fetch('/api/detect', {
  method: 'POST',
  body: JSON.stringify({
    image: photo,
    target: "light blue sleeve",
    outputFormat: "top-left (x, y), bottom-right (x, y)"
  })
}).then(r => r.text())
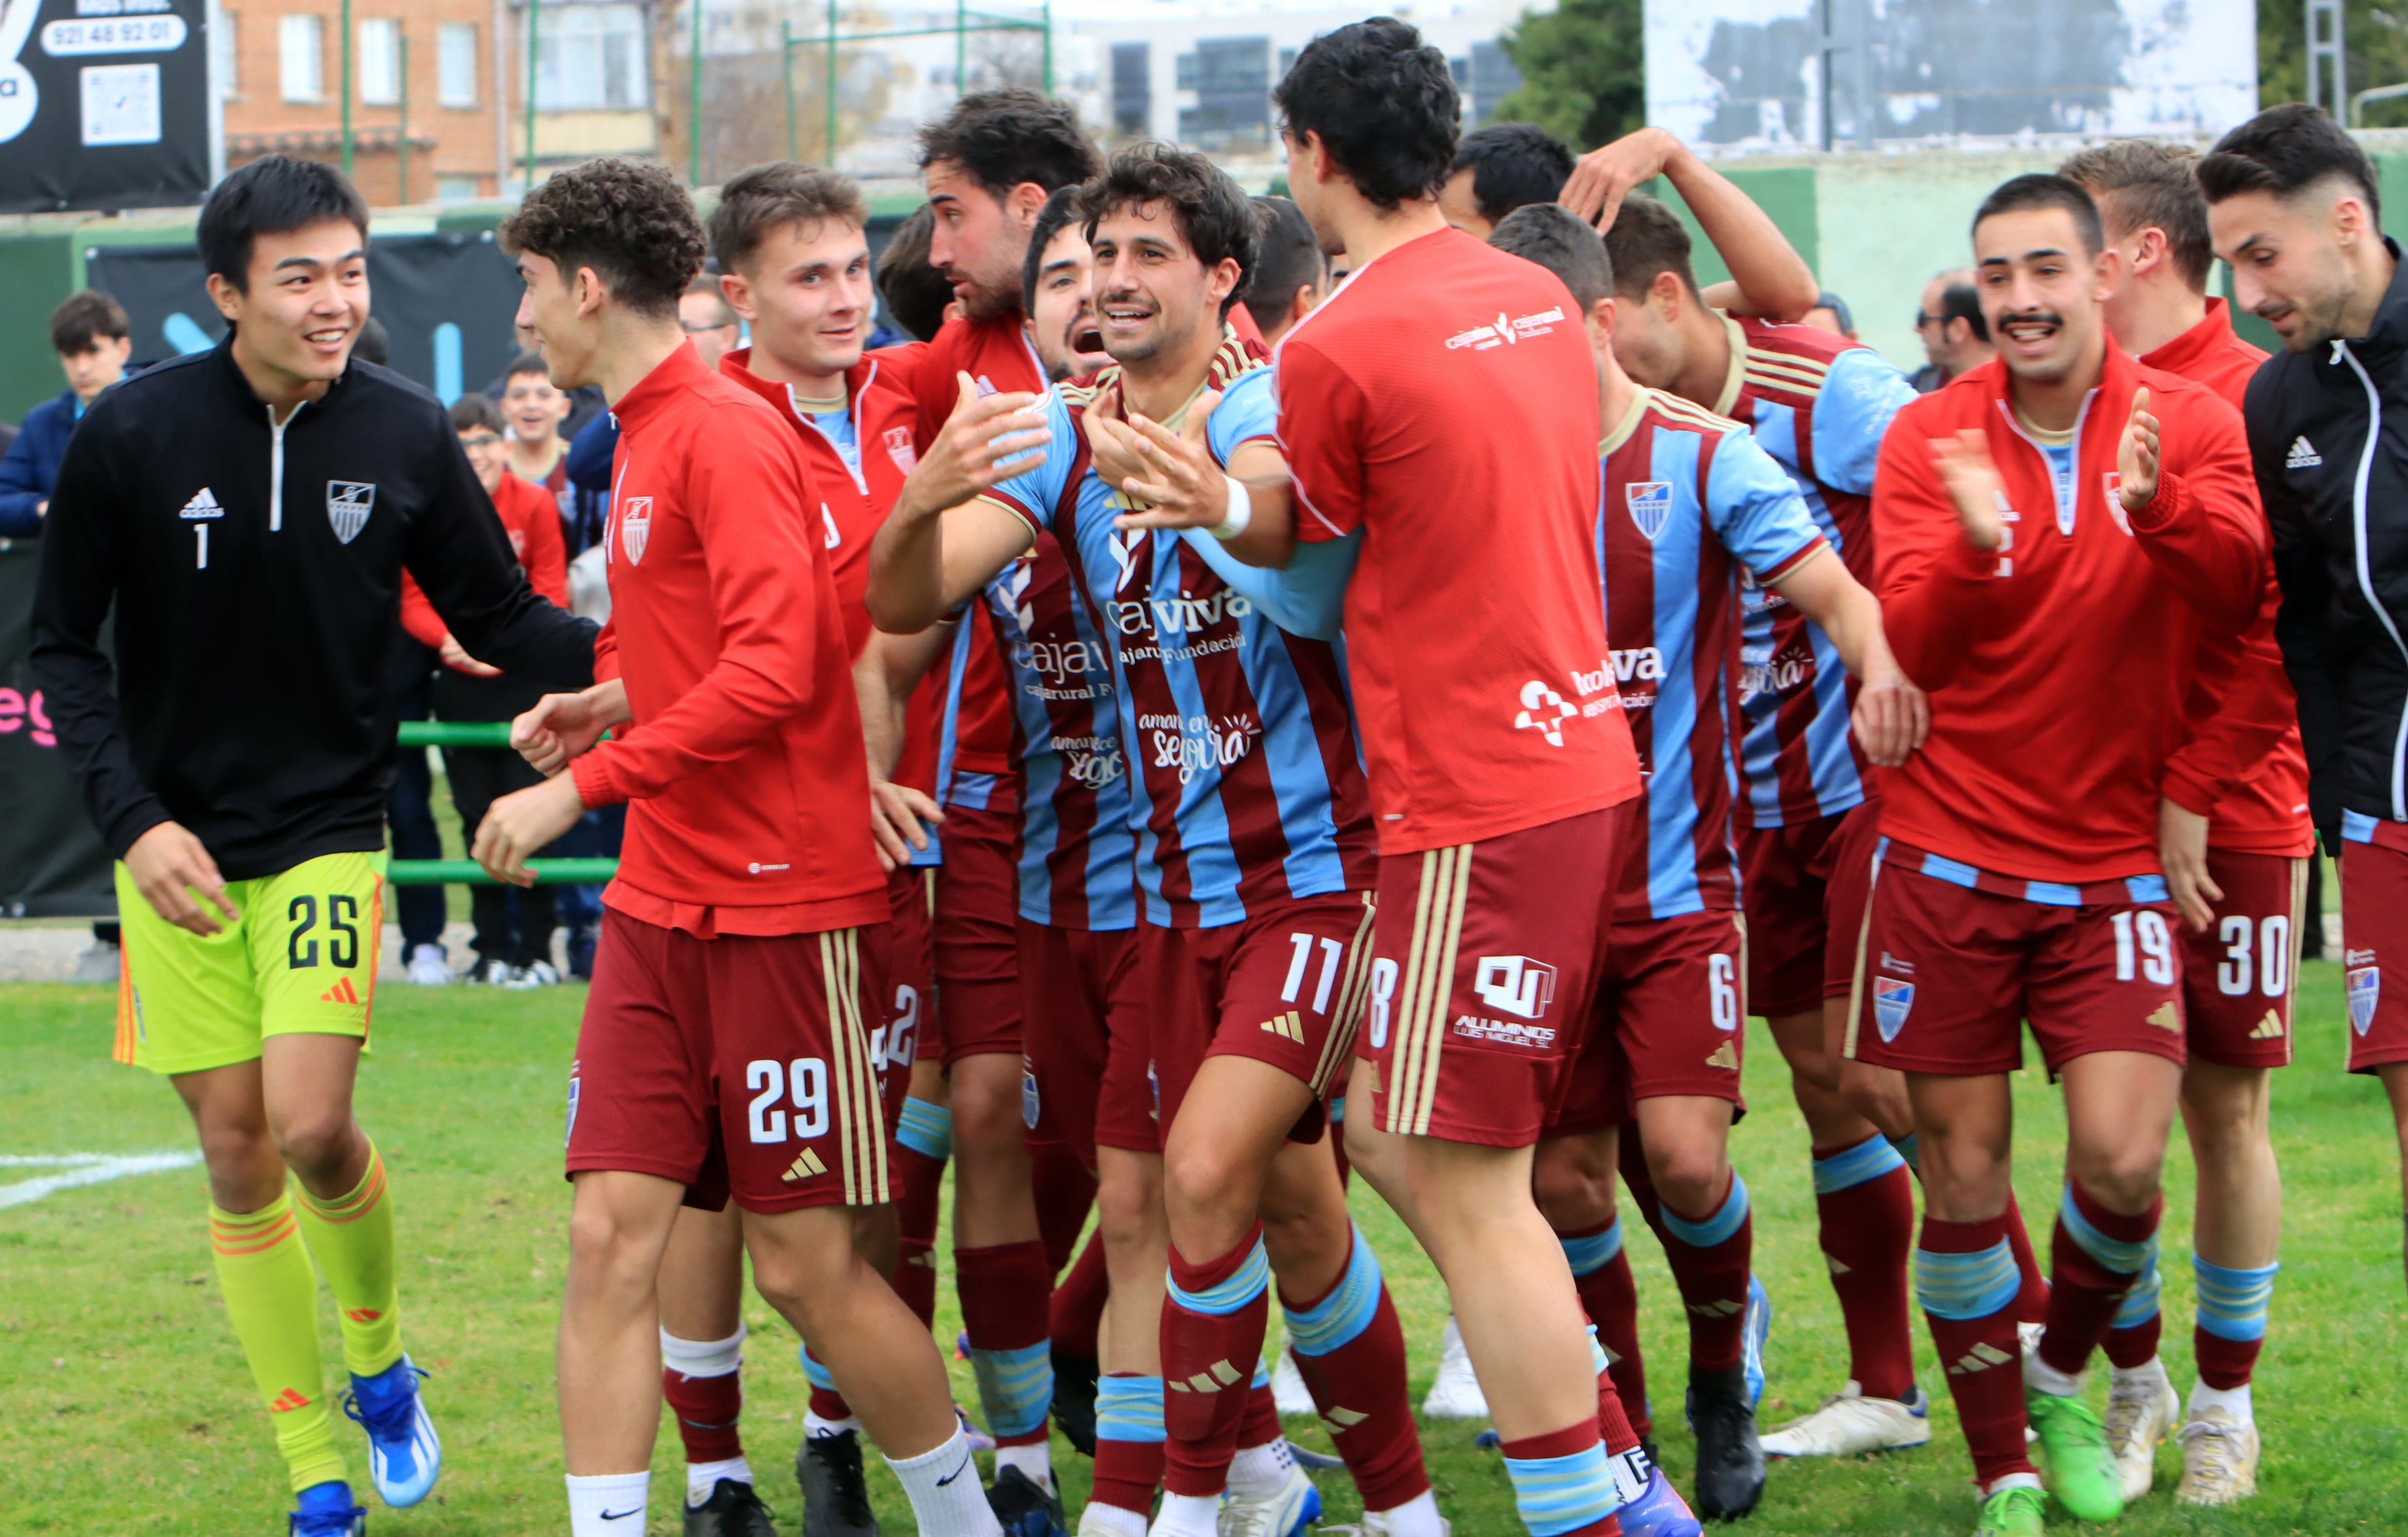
top-left (1707, 430), bottom-right (1828, 580)
top-left (983, 387), bottom-right (1076, 530)
top-left (1809, 347), bottom-right (1919, 496)
top-left (1204, 367), bottom-right (1281, 463)
top-left (1179, 525), bottom-right (1361, 642)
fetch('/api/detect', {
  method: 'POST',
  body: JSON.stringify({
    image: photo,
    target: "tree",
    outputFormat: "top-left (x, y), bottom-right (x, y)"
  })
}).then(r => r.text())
top-left (1491, 0), bottom-right (1645, 151)
top-left (2258, 0), bottom-right (2408, 125)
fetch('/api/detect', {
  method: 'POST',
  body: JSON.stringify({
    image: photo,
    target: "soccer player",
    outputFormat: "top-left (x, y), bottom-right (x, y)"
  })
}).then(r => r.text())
top-left (31, 155), bottom-right (588, 1537)
top-left (1026, 188), bottom-right (1112, 383)
top-left (2063, 137), bottom-right (2304, 1506)
top-left (468, 157), bottom-right (1002, 1537)
top-left (1493, 201), bottom-right (1918, 1521)
top-left (1439, 122), bottom-right (1576, 238)
top-left (1238, 196), bottom-right (1327, 351)
top-left (869, 140), bottom-right (1436, 1537)
top-left (914, 90), bottom-right (1109, 1445)
top-left (1857, 173), bottom-right (2267, 1537)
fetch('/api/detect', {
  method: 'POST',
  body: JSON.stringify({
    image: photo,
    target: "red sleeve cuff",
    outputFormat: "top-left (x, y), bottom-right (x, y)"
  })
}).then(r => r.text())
top-left (571, 751), bottom-right (625, 809)
top-left (2160, 757), bottom-right (2224, 821)
top-left (2121, 468), bottom-right (2187, 534)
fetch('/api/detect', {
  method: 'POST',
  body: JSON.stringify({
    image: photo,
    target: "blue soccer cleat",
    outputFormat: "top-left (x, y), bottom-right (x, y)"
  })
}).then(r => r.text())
top-left (1741, 1273), bottom-right (1771, 1409)
top-left (290, 1480), bottom-right (366, 1537)
top-left (342, 1355), bottom-right (442, 1508)
top-left (1616, 1461), bottom-right (1704, 1537)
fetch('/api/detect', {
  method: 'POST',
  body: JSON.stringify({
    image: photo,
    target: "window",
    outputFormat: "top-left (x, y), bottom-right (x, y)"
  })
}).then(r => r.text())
top-left (1174, 36), bottom-right (1270, 150)
top-left (213, 11), bottom-right (239, 97)
top-left (534, 3), bottom-right (648, 111)
top-left (438, 22), bottom-right (478, 107)
top-left (436, 174), bottom-right (483, 202)
top-left (1111, 42), bottom-right (1148, 137)
top-left (279, 12), bottom-right (324, 102)
top-left (358, 18), bottom-right (398, 106)
top-left (1469, 41), bottom-right (1522, 127)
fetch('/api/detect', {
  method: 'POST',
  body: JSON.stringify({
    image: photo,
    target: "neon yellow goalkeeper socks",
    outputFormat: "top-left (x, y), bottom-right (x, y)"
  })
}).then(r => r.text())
top-left (209, 1193), bottom-right (348, 1494)
top-left (294, 1141), bottom-right (402, 1378)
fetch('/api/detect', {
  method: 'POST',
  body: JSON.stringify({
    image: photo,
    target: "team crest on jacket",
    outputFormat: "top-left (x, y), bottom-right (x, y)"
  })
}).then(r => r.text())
top-left (1626, 481), bottom-right (1673, 542)
top-left (620, 496), bottom-right (652, 565)
top-left (326, 482), bottom-right (375, 544)
top-left (884, 426), bottom-right (918, 475)
top-left (1874, 975), bottom-right (1914, 1042)
top-left (2350, 965), bottom-right (2381, 1035)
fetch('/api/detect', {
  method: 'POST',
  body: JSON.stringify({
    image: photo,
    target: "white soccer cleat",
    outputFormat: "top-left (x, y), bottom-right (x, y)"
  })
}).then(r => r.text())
top-left (1759, 1381), bottom-right (1932, 1458)
top-left (404, 944), bottom-right (450, 986)
top-left (2103, 1359), bottom-right (2180, 1502)
top-left (2174, 1406), bottom-right (2260, 1506)
top-left (1216, 1461), bottom-right (1321, 1537)
top-left (1271, 1345), bottom-right (1316, 1416)
top-left (1419, 1315), bottom-right (1490, 1421)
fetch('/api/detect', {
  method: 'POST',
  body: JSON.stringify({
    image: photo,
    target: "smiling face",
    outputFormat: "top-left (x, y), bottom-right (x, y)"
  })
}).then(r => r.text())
top-left (458, 426), bottom-right (508, 494)
top-left (512, 249), bottom-right (601, 390)
top-left (503, 368), bottom-right (570, 444)
top-left (723, 216), bottom-right (873, 384)
top-left (1087, 200), bottom-right (1238, 368)
top-left (1972, 205), bottom-right (2110, 387)
top-left (207, 218), bottom-right (369, 399)
top-left (2210, 183), bottom-right (2369, 354)
top-left (1026, 220), bottom-right (1106, 383)
top-left (925, 158), bottom-right (1036, 323)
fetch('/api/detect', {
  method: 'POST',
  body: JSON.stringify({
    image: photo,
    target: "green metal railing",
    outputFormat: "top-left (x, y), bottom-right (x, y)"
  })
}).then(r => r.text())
top-left (392, 721), bottom-right (616, 886)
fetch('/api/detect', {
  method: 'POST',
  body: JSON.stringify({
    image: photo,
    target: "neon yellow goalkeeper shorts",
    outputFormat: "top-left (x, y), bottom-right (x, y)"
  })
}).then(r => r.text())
top-left (114, 849), bottom-right (385, 1075)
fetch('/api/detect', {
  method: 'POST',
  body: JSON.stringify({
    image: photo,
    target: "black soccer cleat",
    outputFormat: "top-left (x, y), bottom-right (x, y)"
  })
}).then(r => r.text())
top-left (1050, 1349), bottom-right (1100, 1456)
top-left (986, 1466), bottom-right (1069, 1537)
top-left (1688, 1362), bottom-right (1766, 1521)
top-left (796, 1428), bottom-right (881, 1537)
top-left (685, 1476), bottom-right (781, 1537)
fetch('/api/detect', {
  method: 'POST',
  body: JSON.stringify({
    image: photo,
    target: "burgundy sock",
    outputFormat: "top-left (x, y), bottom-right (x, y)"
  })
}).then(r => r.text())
top-left (1239, 1378), bottom-right (1282, 1447)
top-left (894, 1139), bottom-right (947, 1330)
top-left (808, 1383), bottom-right (853, 1423)
top-left (1565, 1227), bottom-right (1651, 1443)
top-left (1028, 1137), bottom-right (1098, 1275)
top-left (2194, 1326), bottom-right (2261, 1390)
top-left (1161, 1226), bottom-right (1271, 1496)
top-left (1658, 1175), bottom-right (1753, 1372)
top-left (1499, 1422), bottom-right (1623, 1537)
top-left (2040, 1184), bottom-right (2161, 1379)
top-left (1813, 1145), bottom-right (1917, 1402)
top-left (893, 1239), bottom-right (938, 1331)
top-left (663, 1365), bottom-right (744, 1463)
top-left (2103, 1310), bottom-right (2163, 1370)
top-left (2004, 1192), bottom-right (2051, 1324)
top-left (959, 1240), bottom-right (1054, 1448)
top-left (1050, 1230), bottom-right (1110, 1360)
top-left (1919, 1213), bottom-right (2036, 1489)
top-left (1092, 1424), bottom-right (1166, 1514)
top-left (1280, 1256), bottom-right (1428, 1509)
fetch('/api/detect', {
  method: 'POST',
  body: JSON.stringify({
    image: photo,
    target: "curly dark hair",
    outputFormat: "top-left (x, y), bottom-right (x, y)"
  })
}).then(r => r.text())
top-left (917, 88), bottom-right (1101, 199)
top-left (1071, 143), bottom-right (1256, 317)
top-left (1452, 123), bottom-right (1575, 227)
top-left (500, 158), bottom-right (705, 321)
top-left (710, 162), bottom-right (867, 277)
top-left (1272, 18), bottom-right (1459, 212)
top-left (875, 203), bottom-right (954, 343)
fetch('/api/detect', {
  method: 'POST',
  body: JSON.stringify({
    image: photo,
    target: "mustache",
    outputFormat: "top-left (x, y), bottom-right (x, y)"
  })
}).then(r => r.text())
top-left (1995, 307), bottom-right (2065, 331)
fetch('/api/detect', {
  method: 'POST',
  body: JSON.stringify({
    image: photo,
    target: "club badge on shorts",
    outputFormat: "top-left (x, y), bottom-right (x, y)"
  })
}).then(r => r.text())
top-left (326, 481), bottom-right (376, 544)
top-left (2349, 965), bottom-right (2381, 1036)
top-left (1874, 975), bottom-right (1915, 1043)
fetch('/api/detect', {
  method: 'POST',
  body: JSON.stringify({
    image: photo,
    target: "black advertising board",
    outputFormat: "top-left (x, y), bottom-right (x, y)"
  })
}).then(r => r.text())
top-left (0, 0), bottom-right (213, 215)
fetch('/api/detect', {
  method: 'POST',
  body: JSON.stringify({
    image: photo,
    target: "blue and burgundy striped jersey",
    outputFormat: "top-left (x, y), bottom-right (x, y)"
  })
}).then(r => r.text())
top-left (982, 345), bottom-right (1376, 929)
top-left (981, 531), bottom-right (1139, 931)
top-left (1711, 317), bottom-right (1917, 828)
top-left (1599, 388), bottom-right (1828, 919)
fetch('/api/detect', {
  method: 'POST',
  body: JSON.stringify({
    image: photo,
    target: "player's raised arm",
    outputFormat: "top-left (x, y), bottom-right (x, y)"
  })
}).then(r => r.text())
top-left (2116, 385), bottom-right (2273, 636)
top-left (866, 370), bottom-right (1046, 633)
top-left (1871, 417), bottom-right (2017, 691)
top-left (1561, 127), bottom-right (1820, 322)
top-left (1087, 384), bottom-right (1298, 566)
top-left (406, 417), bottom-right (597, 679)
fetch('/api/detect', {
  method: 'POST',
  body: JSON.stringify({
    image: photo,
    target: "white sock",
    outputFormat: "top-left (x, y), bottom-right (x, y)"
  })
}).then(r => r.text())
top-left (1147, 1491), bottom-right (1222, 1537)
top-left (1984, 1471), bottom-right (2044, 1497)
top-left (566, 1471), bottom-right (649, 1537)
top-left (807, 1409), bottom-right (863, 1439)
top-left (2189, 1379), bottom-right (2253, 1423)
top-left (993, 1440), bottom-right (1053, 1491)
top-left (1225, 1437), bottom-right (1292, 1494)
top-left (660, 1323), bottom-right (746, 1378)
top-left (2023, 1351), bottom-right (2084, 1398)
top-left (2108, 1355), bottom-right (2168, 1388)
top-left (1371, 1489), bottom-right (1446, 1537)
top-left (1081, 1502), bottom-right (1149, 1537)
top-left (686, 1455), bottom-right (751, 1507)
top-left (886, 1427), bottom-right (1002, 1537)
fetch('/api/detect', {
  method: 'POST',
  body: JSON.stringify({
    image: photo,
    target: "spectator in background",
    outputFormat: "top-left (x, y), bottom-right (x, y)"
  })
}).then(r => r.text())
top-left (1910, 267), bottom-right (1993, 390)
top-left (1242, 193), bottom-right (1331, 347)
top-left (499, 351), bottom-right (573, 508)
top-left (1439, 121), bottom-right (1575, 237)
top-left (1, 290), bottom-right (133, 538)
top-left (488, 321), bottom-right (606, 438)
top-left (875, 202), bottom-right (956, 343)
top-left (678, 270), bottom-right (741, 366)
top-left (402, 395), bottom-right (583, 985)
top-left (1802, 288), bottom-right (1857, 339)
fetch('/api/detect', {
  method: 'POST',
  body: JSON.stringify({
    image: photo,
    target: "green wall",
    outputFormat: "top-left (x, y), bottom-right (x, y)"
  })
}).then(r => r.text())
top-left (0, 235), bottom-right (75, 426)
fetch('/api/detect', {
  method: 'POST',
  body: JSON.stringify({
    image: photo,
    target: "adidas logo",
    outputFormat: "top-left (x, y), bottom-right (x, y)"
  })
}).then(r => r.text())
top-left (1261, 1011), bottom-right (1306, 1043)
top-left (1322, 1406), bottom-right (1369, 1430)
top-left (1688, 1298), bottom-right (1746, 1317)
top-left (318, 976), bottom-right (360, 1005)
top-left (1705, 1040), bottom-right (1738, 1070)
top-left (2250, 1009), bottom-right (2285, 1040)
top-left (1826, 1254), bottom-right (1853, 1275)
top-left (1947, 1342), bottom-right (2017, 1377)
top-left (1166, 1359), bottom-right (1244, 1394)
top-left (269, 1388), bottom-right (312, 1412)
top-left (179, 487), bottom-right (224, 520)
top-left (780, 1148), bottom-right (828, 1183)
top-left (2286, 435), bottom-right (2322, 468)
top-left (2146, 1001), bottom-right (2181, 1033)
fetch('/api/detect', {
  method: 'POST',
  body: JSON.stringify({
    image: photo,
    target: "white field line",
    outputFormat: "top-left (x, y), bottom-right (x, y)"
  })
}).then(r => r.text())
top-left (0, 1151), bottom-right (203, 1209)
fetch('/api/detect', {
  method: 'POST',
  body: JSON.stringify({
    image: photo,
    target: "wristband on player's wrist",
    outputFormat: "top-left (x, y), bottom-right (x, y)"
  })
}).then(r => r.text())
top-left (1211, 475), bottom-right (1253, 540)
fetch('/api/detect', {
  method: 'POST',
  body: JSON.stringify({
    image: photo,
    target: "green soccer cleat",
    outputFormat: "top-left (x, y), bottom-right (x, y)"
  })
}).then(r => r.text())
top-left (1973, 1485), bottom-right (2048, 1537)
top-left (2027, 1389), bottom-right (2125, 1522)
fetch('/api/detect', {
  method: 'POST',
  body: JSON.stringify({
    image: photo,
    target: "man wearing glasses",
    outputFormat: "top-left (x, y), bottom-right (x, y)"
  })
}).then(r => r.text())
top-left (1910, 269), bottom-right (1995, 392)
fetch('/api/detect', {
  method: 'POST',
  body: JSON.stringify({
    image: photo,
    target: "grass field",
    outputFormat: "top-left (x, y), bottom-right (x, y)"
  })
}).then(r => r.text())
top-left (3, 963), bottom-right (2403, 1536)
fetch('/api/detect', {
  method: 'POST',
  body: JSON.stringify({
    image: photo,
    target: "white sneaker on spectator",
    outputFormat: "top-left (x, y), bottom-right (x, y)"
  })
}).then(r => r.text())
top-left (404, 944), bottom-right (451, 986)
top-left (508, 959), bottom-right (561, 989)
top-left (466, 957), bottom-right (519, 986)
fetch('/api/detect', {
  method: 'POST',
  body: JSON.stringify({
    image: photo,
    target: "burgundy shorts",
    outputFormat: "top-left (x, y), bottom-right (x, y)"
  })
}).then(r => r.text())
top-left (933, 804), bottom-right (1023, 1065)
top-left (1138, 891), bottom-right (1378, 1144)
top-left (569, 906), bottom-right (891, 1213)
top-left (1018, 918), bottom-right (1151, 1165)
top-left (877, 866), bottom-right (937, 1130)
top-left (1740, 799), bottom-right (1883, 1018)
top-left (1360, 805), bottom-right (1625, 1149)
top-left (2180, 850), bottom-right (2307, 1070)
top-left (1844, 854), bottom-right (2186, 1077)
top-left (1548, 908), bottom-right (1751, 1135)
top-left (2343, 833), bottom-right (2408, 1073)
